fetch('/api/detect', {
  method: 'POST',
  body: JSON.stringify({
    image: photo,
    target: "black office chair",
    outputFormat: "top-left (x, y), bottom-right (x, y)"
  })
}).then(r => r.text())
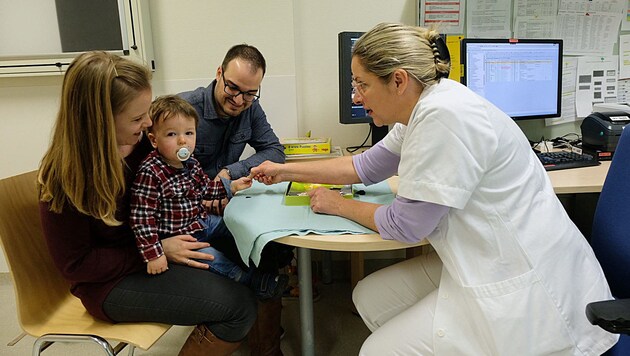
top-left (585, 127), bottom-right (630, 355)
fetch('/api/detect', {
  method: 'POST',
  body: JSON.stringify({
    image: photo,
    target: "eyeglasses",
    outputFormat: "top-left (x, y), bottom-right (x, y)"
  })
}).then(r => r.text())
top-left (351, 78), bottom-right (367, 97)
top-left (221, 71), bottom-right (261, 102)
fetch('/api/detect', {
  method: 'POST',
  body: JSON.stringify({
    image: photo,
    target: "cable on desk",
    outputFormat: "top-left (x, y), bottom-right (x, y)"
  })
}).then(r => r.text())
top-left (531, 133), bottom-right (581, 153)
top-left (551, 133), bottom-right (581, 148)
top-left (346, 126), bottom-right (372, 153)
top-left (531, 136), bottom-right (551, 153)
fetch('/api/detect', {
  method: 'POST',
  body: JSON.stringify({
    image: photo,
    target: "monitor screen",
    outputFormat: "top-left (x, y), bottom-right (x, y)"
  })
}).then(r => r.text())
top-left (461, 38), bottom-right (563, 120)
top-left (338, 31), bottom-right (389, 145)
top-left (338, 31), bottom-right (370, 124)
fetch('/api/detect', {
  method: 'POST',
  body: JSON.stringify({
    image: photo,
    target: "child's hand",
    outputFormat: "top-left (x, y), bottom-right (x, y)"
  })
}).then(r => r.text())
top-left (231, 175), bottom-right (253, 193)
top-left (147, 255), bottom-right (168, 275)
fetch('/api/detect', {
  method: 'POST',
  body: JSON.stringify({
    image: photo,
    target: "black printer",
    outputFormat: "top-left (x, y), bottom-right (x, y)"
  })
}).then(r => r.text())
top-left (581, 111), bottom-right (630, 160)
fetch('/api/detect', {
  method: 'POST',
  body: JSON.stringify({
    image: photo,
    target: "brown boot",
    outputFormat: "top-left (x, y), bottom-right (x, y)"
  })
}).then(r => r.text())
top-left (178, 324), bottom-right (241, 356)
top-left (248, 297), bottom-right (283, 356)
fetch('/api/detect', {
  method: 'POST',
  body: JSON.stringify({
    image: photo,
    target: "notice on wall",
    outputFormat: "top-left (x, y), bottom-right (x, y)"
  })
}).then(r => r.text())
top-left (466, 0), bottom-right (512, 38)
top-left (419, 0), bottom-right (465, 34)
top-left (546, 57), bottom-right (578, 126)
top-left (575, 55), bottom-right (618, 118)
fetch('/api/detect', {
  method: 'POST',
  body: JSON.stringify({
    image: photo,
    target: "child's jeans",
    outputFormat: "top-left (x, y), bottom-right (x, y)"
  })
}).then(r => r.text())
top-left (191, 215), bottom-right (287, 299)
top-left (196, 214), bottom-right (224, 241)
top-left (192, 215), bottom-right (251, 283)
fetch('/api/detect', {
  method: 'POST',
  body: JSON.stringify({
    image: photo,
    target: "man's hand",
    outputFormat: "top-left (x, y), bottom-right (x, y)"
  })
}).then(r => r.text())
top-left (207, 169), bottom-right (233, 215)
top-left (161, 234), bottom-right (215, 269)
top-left (216, 168), bottom-right (231, 180)
top-left (202, 197), bottom-right (229, 215)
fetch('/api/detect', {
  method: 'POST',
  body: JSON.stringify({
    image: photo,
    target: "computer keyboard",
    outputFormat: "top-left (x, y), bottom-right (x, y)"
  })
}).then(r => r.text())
top-left (536, 151), bottom-right (600, 171)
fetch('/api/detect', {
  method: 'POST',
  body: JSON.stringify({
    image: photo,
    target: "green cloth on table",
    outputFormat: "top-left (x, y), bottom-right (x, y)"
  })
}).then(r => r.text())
top-left (223, 180), bottom-right (394, 266)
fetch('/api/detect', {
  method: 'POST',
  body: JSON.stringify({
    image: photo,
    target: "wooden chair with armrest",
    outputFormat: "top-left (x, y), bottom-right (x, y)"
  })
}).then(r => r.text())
top-left (0, 170), bottom-right (171, 356)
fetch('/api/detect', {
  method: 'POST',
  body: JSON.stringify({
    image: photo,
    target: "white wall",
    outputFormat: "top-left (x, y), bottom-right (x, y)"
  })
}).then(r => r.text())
top-left (292, 0), bottom-right (417, 146)
top-left (147, 0), bottom-right (299, 146)
top-left (0, 0), bottom-right (581, 272)
top-left (0, 76), bottom-right (61, 179)
top-left (0, 0), bottom-right (62, 56)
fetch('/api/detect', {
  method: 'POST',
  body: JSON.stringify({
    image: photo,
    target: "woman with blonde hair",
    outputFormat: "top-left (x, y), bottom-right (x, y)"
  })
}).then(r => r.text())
top-left (38, 51), bottom-right (256, 355)
top-left (252, 23), bottom-right (617, 355)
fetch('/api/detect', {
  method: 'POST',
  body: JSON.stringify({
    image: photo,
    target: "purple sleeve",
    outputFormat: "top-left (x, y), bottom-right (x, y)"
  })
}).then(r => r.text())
top-left (374, 196), bottom-right (449, 243)
top-left (352, 141), bottom-right (400, 185)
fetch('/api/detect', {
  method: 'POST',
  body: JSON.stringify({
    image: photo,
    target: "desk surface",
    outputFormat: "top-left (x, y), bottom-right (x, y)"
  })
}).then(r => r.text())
top-left (276, 233), bottom-right (426, 251)
top-left (548, 161), bottom-right (610, 194)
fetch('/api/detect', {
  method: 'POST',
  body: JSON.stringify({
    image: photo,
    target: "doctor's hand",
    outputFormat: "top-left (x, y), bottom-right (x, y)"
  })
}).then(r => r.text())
top-left (307, 187), bottom-right (346, 216)
top-left (161, 234), bottom-right (214, 270)
top-left (251, 161), bottom-right (285, 185)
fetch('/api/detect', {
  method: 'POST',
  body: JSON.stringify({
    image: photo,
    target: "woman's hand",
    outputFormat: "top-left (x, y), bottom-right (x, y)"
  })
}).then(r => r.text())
top-left (307, 187), bottom-right (346, 215)
top-left (161, 234), bottom-right (214, 270)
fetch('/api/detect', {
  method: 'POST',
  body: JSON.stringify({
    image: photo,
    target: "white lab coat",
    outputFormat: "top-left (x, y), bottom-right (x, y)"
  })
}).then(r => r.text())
top-left (381, 79), bottom-right (618, 355)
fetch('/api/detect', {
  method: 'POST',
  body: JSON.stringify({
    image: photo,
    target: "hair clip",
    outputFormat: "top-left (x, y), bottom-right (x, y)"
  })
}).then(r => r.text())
top-left (110, 58), bottom-right (119, 77)
top-left (434, 36), bottom-right (450, 62)
top-left (433, 36), bottom-right (451, 79)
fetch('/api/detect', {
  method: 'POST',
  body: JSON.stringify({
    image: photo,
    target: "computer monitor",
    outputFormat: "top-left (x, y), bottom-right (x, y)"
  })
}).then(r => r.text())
top-left (461, 38), bottom-right (563, 120)
top-left (338, 31), bottom-right (388, 145)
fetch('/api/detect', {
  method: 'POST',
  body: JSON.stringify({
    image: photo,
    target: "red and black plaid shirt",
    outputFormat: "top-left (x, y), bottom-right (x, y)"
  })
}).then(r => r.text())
top-left (130, 151), bottom-right (227, 262)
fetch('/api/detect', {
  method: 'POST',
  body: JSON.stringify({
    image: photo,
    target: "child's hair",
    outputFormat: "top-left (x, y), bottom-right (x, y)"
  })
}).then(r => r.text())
top-left (148, 95), bottom-right (199, 132)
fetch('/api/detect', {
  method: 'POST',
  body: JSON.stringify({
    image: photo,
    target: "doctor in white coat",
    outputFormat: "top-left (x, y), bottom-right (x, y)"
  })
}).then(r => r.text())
top-left (251, 23), bottom-right (618, 355)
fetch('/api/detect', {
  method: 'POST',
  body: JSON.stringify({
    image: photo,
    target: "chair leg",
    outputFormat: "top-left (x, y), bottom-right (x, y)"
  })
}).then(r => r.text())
top-left (32, 334), bottom-right (116, 356)
top-left (113, 342), bottom-right (135, 356)
top-left (7, 332), bottom-right (27, 346)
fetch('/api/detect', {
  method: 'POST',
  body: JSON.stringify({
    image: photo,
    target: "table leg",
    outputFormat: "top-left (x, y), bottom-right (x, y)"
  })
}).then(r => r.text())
top-left (321, 250), bottom-right (332, 284)
top-left (297, 247), bottom-right (315, 356)
top-left (350, 251), bottom-right (365, 289)
top-left (406, 246), bottom-right (423, 259)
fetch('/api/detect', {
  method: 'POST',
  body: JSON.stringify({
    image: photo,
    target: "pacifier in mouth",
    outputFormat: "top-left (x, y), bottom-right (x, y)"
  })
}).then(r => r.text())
top-left (176, 147), bottom-right (191, 161)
